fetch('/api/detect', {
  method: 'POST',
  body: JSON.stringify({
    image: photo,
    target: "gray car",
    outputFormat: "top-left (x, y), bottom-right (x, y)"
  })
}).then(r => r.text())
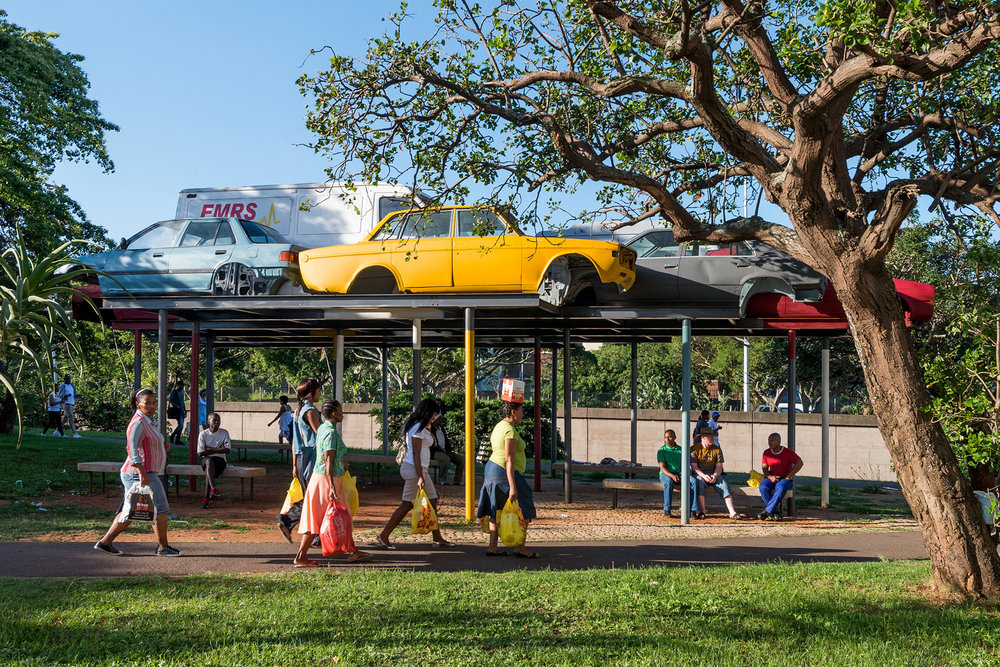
top-left (593, 229), bottom-right (826, 315)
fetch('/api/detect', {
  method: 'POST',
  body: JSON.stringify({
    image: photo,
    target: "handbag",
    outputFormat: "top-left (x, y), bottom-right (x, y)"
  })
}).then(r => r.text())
top-left (395, 440), bottom-right (408, 465)
top-left (476, 441), bottom-right (492, 466)
top-left (120, 482), bottom-right (156, 522)
top-left (166, 406), bottom-right (180, 419)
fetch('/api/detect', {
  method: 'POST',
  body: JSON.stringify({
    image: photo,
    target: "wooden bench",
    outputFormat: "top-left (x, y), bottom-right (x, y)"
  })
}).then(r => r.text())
top-left (231, 442), bottom-right (292, 463)
top-left (77, 462), bottom-right (266, 500)
top-left (602, 478), bottom-right (792, 509)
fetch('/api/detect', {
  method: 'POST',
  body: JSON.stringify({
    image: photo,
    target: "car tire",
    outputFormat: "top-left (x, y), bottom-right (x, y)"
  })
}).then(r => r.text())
top-left (213, 263), bottom-right (257, 296)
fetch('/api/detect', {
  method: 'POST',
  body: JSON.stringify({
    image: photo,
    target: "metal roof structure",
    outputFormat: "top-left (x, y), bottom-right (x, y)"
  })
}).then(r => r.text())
top-left (96, 293), bottom-right (845, 348)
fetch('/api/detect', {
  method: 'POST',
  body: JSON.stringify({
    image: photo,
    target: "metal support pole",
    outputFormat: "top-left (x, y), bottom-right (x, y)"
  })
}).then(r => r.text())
top-left (550, 345), bottom-right (558, 474)
top-left (464, 309), bottom-right (475, 521)
top-left (630, 341), bottom-right (638, 464)
top-left (787, 329), bottom-right (797, 516)
top-left (563, 328), bottom-right (573, 504)
top-left (743, 336), bottom-right (750, 411)
top-left (334, 332), bottom-right (344, 435)
top-left (188, 322), bottom-right (200, 490)
top-left (680, 319), bottom-right (692, 525)
top-left (205, 337), bottom-right (215, 416)
top-left (157, 310), bottom-right (168, 437)
top-left (533, 337), bottom-right (542, 492)
top-left (412, 319), bottom-right (422, 408)
top-left (381, 345), bottom-right (390, 455)
top-left (133, 331), bottom-right (142, 394)
top-left (821, 338), bottom-right (831, 507)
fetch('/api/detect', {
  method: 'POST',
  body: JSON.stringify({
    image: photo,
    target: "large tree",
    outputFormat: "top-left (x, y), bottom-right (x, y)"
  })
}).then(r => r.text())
top-left (0, 10), bottom-right (116, 254)
top-left (300, 1), bottom-right (1000, 597)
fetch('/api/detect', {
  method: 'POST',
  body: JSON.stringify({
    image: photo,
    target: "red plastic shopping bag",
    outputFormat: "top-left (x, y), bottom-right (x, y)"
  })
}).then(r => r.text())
top-left (320, 500), bottom-right (356, 556)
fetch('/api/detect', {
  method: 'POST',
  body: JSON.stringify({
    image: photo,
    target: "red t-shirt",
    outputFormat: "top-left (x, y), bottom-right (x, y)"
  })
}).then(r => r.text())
top-left (761, 447), bottom-right (801, 478)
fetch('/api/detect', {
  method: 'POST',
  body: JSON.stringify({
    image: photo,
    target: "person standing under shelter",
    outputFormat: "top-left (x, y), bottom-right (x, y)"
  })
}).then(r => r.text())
top-left (758, 432), bottom-right (802, 521)
top-left (691, 427), bottom-right (745, 520)
top-left (657, 428), bottom-right (695, 518)
top-left (168, 380), bottom-right (187, 446)
top-left (197, 413), bottom-right (231, 509)
top-left (708, 410), bottom-right (723, 447)
top-left (429, 404), bottom-right (463, 486)
top-left (42, 385), bottom-right (64, 437)
top-left (693, 409), bottom-right (711, 446)
top-left (58, 374), bottom-right (81, 438)
top-left (268, 395), bottom-right (294, 445)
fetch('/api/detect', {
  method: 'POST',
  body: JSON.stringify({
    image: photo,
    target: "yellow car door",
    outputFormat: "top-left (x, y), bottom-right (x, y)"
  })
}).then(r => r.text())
top-left (451, 209), bottom-right (521, 291)
top-left (388, 209), bottom-right (454, 290)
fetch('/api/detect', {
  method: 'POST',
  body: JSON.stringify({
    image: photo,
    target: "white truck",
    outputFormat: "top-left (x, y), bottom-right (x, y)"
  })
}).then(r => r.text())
top-left (175, 182), bottom-right (417, 249)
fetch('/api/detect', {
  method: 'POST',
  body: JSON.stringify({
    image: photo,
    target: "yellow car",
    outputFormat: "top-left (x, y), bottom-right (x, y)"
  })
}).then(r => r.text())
top-left (299, 206), bottom-right (636, 305)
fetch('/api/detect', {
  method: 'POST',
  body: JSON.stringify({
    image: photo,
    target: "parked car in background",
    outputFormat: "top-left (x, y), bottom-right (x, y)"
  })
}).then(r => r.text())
top-left (593, 228), bottom-right (827, 315)
top-left (299, 206), bottom-right (637, 306)
top-left (67, 218), bottom-right (304, 296)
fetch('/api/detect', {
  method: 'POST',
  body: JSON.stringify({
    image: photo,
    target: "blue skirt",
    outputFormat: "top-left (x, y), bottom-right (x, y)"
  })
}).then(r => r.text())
top-left (476, 460), bottom-right (536, 521)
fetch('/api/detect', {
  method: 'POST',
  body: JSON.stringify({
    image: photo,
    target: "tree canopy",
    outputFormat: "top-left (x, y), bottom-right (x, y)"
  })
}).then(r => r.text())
top-left (0, 11), bottom-right (117, 254)
top-left (300, 0), bottom-right (1000, 597)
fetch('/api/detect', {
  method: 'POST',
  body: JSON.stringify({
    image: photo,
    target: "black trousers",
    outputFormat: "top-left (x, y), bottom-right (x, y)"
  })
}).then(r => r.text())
top-left (42, 412), bottom-right (63, 435)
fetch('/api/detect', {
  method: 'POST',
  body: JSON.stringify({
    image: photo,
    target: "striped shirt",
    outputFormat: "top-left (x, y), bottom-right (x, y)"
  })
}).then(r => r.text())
top-left (120, 410), bottom-right (167, 476)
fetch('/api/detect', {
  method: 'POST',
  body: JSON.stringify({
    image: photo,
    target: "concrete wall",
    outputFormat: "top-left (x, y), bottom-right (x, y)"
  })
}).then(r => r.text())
top-left (214, 402), bottom-right (893, 482)
top-left (557, 408), bottom-right (892, 482)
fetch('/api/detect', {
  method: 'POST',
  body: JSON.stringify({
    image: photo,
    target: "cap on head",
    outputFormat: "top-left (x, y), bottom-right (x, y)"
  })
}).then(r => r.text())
top-left (711, 411), bottom-right (720, 418)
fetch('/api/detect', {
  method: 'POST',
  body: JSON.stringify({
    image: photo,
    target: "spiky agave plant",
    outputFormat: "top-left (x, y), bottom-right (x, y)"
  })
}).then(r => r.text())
top-left (0, 235), bottom-right (100, 446)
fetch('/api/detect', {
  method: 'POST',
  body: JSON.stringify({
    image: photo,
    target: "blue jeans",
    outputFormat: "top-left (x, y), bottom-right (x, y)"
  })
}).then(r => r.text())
top-left (660, 472), bottom-right (698, 514)
top-left (760, 477), bottom-right (793, 514)
top-left (695, 475), bottom-right (732, 499)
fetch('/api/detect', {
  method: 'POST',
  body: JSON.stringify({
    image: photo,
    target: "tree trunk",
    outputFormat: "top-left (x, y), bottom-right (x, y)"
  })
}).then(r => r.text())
top-left (832, 264), bottom-right (1000, 598)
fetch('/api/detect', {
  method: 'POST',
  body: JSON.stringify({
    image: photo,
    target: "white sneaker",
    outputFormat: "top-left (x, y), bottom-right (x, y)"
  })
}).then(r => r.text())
top-left (40, 433), bottom-right (47, 437)
top-left (72, 434), bottom-right (82, 438)
top-left (51, 432), bottom-right (62, 438)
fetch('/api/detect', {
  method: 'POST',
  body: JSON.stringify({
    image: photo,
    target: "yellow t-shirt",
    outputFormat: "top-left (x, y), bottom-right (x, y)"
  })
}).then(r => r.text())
top-left (488, 420), bottom-right (526, 473)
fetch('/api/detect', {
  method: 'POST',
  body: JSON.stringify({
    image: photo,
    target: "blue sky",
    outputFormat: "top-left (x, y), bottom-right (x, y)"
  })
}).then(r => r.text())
top-left (5, 1), bottom-right (431, 243)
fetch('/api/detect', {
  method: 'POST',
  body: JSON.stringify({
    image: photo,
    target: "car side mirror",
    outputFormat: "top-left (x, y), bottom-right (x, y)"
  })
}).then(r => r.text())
top-left (118, 237), bottom-right (128, 250)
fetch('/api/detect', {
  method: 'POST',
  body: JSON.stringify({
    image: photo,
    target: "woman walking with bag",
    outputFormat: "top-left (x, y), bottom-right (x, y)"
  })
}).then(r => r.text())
top-left (94, 388), bottom-right (183, 557)
top-left (477, 399), bottom-right (538, 558)
top-left (293, 399), bottom-right (370, 566)
top-left (374, 398), bottom-right (456, 550)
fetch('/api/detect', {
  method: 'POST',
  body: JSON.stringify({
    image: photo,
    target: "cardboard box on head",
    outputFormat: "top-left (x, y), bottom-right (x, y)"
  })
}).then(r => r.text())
top-left (501, 378), bottom-right (525, 403)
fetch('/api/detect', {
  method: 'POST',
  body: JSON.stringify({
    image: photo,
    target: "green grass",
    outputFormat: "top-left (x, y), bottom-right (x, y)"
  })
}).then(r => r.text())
top-left (0, 561), bottom-right (997, 666)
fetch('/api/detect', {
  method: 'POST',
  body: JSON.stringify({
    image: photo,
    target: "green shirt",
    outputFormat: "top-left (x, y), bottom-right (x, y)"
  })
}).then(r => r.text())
top-left (314, 421), bottom-right (346, 477)
top-left (656, 443), bottom-right (683, 474)
top-left (488, 419), bottom-right (526, 473)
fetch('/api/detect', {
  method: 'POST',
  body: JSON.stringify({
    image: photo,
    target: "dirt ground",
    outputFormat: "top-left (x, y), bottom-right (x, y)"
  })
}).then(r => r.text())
top-left (46, 464), bottom-right (916, 546)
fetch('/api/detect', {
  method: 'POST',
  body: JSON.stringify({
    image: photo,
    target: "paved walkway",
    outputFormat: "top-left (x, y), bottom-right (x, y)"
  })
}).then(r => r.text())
top-left (0, 531), bottom-right (926, 578)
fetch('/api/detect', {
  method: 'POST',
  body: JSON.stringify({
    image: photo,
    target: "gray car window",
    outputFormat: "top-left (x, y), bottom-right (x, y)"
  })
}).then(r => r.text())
top-left (629, 231), bottom-right (679, 258)
top-left (215, 221), bottom-right (236, 245)
top-left (127, 220), bottom-right (186, 250)
top-left (179, 220), bottom-right (222, 247)
top-left (239, 219), bottom-right (287, 243)
top-left (456, 209), bottom-right (506, 237)
top-left (394, 210), bottom-right (453, 239)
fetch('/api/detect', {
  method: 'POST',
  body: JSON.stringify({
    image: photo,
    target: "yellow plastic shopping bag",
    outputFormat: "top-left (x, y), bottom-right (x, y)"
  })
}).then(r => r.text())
top-left (279, 477), bottom-right (304, 514)
top-left (499, 498), bottom-right (526, 547)
top-left (747, 469), bottom-right (765, 489)
top-left (480, 515), bottom-right (491, 533)
top-left (344, 471), bottom-right (360, 517)
top-left (411, 488), bottom-right (439, 535)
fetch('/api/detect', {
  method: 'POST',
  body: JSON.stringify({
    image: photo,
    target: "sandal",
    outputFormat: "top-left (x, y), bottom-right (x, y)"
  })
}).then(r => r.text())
top-left (431, 540), bottom-right (457, 548)
top-left (348, 551), bottom-right (371, 562)
top-left (293, 560), bottom-right (320, 568)
top-left (730, 513), bottom-right (747, 521)
top-left (485, 550), bottom-right (509, 557)
top-left (515, 551), bottom-right (540, 559)
top-left (372, 536), bottom-right (397, 550)
top-left (694, 511), bottom-right (706, 520)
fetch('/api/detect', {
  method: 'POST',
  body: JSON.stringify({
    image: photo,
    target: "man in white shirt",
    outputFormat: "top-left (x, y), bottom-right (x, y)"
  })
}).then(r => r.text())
top-left (58, 374), bottom-right (81, 438)
top-left (708, 410), bottom-right (722, 448)
top-left (197, 413), bottom-right (231, 509)
top-left (42, 386), bottom-right (64, 437)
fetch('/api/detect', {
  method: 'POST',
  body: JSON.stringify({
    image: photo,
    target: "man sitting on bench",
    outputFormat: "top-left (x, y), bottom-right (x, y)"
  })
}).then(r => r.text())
top-left (758, 432), bottom-right (802, 521)
top-left (198, 413), bottom-right (231, 509)
top-left (691, 427), bottom-right (746, 521)
top-left (657, 428), bottom-right (696, 518)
